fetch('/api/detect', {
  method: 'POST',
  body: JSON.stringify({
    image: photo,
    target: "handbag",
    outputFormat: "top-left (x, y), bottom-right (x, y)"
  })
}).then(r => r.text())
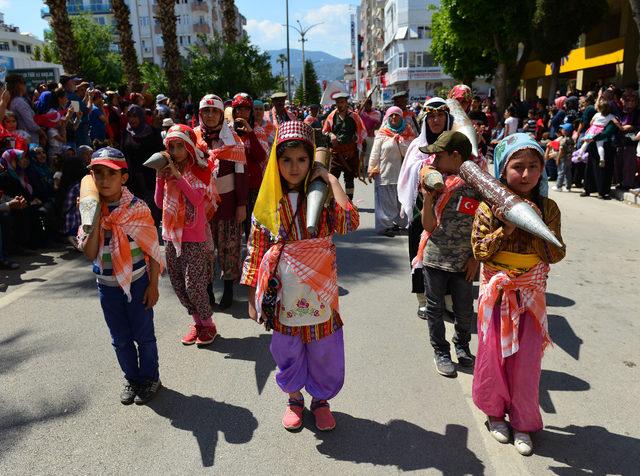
top-left (261, 201), bottom-right (301, 331)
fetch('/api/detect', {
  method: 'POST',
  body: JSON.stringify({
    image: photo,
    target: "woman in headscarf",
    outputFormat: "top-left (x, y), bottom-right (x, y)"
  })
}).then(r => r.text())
top-left (121, 104), bottom-right (164, 224)
top-left (368, 106), bottom-right (416, 236)
top-left (397, 98), bottom-right (453, 319)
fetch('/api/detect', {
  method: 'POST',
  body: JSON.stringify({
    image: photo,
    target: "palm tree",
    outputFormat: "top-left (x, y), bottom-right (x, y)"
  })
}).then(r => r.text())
top-left (277, 53), bottom-right (287, 91)
top-left (220, 0), bottom-right (238, 44)
top-left (44, 0), bottom-right (79, 73)
top-left (156, 0), bottom-right (183, 101)
top-left (111, 0), bottom-right (141, 91)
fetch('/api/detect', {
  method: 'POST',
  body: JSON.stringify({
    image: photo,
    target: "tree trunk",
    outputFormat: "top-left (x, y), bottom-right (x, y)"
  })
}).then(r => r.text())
top-left (111, 0), bottom-right (141, 92)
top-left (221, 0), bottom-right (238, 44)
top-left (45, 0), bottom-right (79, 73)
top-left (494, 62), bottom-right (508, 115)
top-left (157, 0), bottom-right (183, 102)
top-left (630, 0), bottom-right (640, 94)
top-left (547, 56), bottom-right (562, 106)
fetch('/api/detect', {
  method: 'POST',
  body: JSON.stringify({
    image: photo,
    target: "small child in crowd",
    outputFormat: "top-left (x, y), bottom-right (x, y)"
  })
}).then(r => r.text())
top-left (154, 124), bottom-right (218, 346)
top-left (553, 123), bottom-right (575, 192)
top-left (78, 147), bottom-right (165, 405)
top-left (576, 96), bottom-right (622, 166)
top-left (471, 133), bottom-right (566, 456)
top-left (241, 121), bottom-right (359, 432)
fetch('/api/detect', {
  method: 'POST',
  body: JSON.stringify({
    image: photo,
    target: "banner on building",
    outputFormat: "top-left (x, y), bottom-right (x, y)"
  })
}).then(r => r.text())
top-left (9, 68), bottom-right (59, 90)
top-left (0, 56), bottom-right (15, 83)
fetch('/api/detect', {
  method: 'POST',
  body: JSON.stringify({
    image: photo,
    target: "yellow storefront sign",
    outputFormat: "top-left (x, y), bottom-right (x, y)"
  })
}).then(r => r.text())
top-left (523, 37), bottom-right (625, 79)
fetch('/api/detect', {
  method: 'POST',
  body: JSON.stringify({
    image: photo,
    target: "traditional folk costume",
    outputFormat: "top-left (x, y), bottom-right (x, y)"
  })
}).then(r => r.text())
top-left (78, 147), bottom-right (165, 401)
top-left (154, 125), bottom-right (219, 345)
top-left (368, 106), bottom-right (415, 234)
top-left (241, 121), bottom-right (359, 431)
top-left (396, 98), bottom-right (453, 315)
top-left (322, 94), bottom-right (367, 200)
top-left (194, 94), bottom-right (247, 309)
top-left (359, 105), bottom-right (382, 172)
top-left (471, 134), bottom-right (565, 445)
top-left (230, 93), bottom-right (269, 240)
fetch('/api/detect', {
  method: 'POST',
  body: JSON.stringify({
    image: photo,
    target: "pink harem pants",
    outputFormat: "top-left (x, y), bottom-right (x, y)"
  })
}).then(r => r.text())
top-left (472, 306), bottom-right (544, 432)
top-left (270, 328), bottom-right (345, 400)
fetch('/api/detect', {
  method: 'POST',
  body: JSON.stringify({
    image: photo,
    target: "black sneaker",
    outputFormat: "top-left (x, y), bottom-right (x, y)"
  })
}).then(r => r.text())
top-left (455, 346), bottom-right (476, 367)
top-left (434, 354), bottom-right (457, 377)
top-left (134, 379), bottom-right (161, 405)
top-left (120, 380), bottom-right (138, 405)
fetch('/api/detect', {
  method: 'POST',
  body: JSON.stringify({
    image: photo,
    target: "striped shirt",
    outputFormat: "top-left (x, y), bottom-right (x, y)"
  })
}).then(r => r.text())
top-left (94, 199), bottom-right (147, 286)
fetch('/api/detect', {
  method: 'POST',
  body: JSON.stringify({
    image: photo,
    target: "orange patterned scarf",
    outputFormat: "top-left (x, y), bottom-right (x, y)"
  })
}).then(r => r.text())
top-left (98, 187), bottom-right (165, 301)
top-left (478, 261), bottom-right (551, 358)
top-left (255, 235), bottom-right (338, 323)
top-left (194, 127), bottom-right (246, 164)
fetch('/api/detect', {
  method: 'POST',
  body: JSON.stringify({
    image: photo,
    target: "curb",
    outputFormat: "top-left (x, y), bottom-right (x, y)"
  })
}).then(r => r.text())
top-left (613, 188), bottom-right (640, 206)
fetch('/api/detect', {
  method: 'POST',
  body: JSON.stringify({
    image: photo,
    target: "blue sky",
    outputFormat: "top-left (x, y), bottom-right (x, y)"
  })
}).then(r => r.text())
top-left (5, 0), bottom-right (358, 58)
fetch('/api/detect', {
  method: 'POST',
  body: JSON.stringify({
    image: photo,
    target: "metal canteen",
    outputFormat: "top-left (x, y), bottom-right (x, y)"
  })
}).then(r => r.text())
top-left (459, 161), bottom-right (563, 249)
top-left (79, 175), bottom-right (100, 234)
top-left (306, 147), bottom-right (331, 235)
top-left (143, 152), bottom-right (168, 170)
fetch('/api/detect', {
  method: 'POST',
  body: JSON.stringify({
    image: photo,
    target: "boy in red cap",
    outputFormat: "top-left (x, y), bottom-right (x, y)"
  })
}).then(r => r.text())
top-left (78, 147), bottom-right (165, 405)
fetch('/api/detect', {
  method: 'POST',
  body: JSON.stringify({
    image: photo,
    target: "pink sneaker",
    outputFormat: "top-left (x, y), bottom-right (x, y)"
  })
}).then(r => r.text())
top-left (311, 400), bottom-right (336, 431)
top-left (282, 398), bottom-right (304, 431)
top-left (181, 325), bottom-right (200, 345)
top-left (196, 325), bottom-right (218, 346)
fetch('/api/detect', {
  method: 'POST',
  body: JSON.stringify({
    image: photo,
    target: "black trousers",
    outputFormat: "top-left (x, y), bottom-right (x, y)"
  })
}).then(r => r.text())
top-left (584, 141), bottom-right (614, 197)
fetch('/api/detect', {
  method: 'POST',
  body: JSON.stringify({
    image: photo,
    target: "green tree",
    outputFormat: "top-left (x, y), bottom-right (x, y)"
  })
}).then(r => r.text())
top-left (139, 62), bottom-right (168, 97)
top-left (183, 35), bottom-right (277, 101)
top-left (632, 0), bottom-right (640, 92)
top-left (294, 60), bottom-right (321, 104)
top-left (32, 45), bottom-right (42, 61)
top-left (45, 15), bottom-right (123, 86)
top-left (42, 43), bottom-right (54, 63)
top-left (430, 4), bottom-right (496, 85)
top-left (532, 0), bottom-right (608, 103)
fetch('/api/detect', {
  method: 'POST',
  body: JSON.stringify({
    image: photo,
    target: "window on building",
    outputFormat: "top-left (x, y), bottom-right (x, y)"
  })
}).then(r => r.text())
top-left (140, 16), bottom-right (149, 27)
top-left (179, 36), bottom-right (183, 45)
top-left (96, 17), bottom-right (106, 25)
top-left (187, 35), bottom-right (191, 44)
top-left (409, 52), bottom-right (416, 68)
top-left (26, 45), bottom-right (32, 54)
top-left (415, 52), bottom-right (423, 68)
top-left (199, 16), bottom-right (206, 24)
top-left (417, 26), bottom-right (431, 39)
top-left (18, 44), bottom-right (25, 52)
top-left (398, 52), bottom-right (407, 68)
top-left (423, 53), bottom-right (434, 67)
top-left (0, 42), bottom-right (9, 51)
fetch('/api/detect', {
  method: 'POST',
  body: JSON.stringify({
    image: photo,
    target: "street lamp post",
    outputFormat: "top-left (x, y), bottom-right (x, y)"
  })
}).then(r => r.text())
top-left (289, 20), bottom-right (322, 102)
top-left (286, 0), bottom-right (291, 101)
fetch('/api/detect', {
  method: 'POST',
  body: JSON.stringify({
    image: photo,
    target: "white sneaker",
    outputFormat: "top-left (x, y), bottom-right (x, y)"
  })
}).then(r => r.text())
top-left (563, 187), bottom-right (571, 192)
top-left (514, 431), bottom-right (533, 455)
top-left (487, 419), bottom-right (510, 444)
top-left (552, 186), bottom-right (561, 191)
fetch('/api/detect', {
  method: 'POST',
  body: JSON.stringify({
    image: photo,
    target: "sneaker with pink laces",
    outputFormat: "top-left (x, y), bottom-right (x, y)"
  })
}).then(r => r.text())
top-left (282, 398), bottom-right (304, 431)
top-left (196, 325), bottom-right (218, 347)
top-left (311, 400), bottom-right (336, 431)
top-left (181, 325), bottom-right (200, 345)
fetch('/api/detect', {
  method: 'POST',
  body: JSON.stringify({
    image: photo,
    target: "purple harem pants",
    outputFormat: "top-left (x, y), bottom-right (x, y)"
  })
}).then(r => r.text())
top-left (472, 306), bottom-right (544, 432)
top-left (270, 328), bottom-right (345, 400)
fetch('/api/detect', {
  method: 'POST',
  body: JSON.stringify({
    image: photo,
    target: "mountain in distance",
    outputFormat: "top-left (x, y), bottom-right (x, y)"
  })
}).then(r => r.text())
top-left (267, 48), bottom-right (350, 82)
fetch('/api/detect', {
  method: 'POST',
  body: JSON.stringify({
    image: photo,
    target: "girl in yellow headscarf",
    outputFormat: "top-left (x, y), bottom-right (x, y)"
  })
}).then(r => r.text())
top-left (240, 120), bottom-right (359, 433)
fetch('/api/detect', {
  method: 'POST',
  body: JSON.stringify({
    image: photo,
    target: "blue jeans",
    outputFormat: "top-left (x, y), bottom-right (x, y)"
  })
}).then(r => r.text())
top-left (556, 158), bottom-right (572, 190)
top-left (98, 273), bottom-right (159, 382)
top-left (423, 266), bottom-right (474, 355)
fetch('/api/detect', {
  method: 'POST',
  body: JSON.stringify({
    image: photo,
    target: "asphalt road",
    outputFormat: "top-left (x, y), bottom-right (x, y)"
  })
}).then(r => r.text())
top-left (1, 184), bottom-right (639, 475)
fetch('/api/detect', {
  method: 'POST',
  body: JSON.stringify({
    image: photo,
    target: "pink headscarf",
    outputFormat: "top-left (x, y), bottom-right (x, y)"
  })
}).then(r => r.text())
top-left (554, 96), bottom-right (567, 109)
top-left (382, 106), bottom-right (403, 124)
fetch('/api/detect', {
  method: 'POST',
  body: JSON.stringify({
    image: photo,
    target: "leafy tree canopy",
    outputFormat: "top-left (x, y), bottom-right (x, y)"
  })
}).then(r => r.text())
top-left (45, 14), bottom-right (123, 87)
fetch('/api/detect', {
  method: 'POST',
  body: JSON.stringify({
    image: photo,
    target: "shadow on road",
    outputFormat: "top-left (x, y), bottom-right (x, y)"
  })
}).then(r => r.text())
top-left (147, 386), bottom-right (258, 468)
top-left (311, 413), bottom-right (485, 474)
top-left (545, 292), bottom-right (575, 308)
top-left (539, 369), bottom-right (590, 414)
top-left (202, 334), bottom-right (275, 394)
top-left (0, 329), bottom-right (56, 376)
top-left (334, 228), bottom-right (406, 279)
top-left (548, 314), bottom-right (583, 360)
top-left (537, 424), bottom-right (640, 475)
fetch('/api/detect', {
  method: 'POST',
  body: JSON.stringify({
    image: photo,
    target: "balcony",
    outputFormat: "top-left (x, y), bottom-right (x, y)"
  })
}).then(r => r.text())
top-left (192, 23), bottom-right (210, 34)
top-left (191, 1), bottom-right (208, 13)
top-left (41, 2), bottom-right (113, 18)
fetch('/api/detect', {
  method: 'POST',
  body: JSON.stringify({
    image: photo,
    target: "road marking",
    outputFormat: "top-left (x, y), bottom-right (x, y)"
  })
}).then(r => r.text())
top-left (0, 257), bottom-right (83, 310)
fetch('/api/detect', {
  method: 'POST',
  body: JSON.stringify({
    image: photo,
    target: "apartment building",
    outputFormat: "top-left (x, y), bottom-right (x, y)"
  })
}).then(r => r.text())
top-left (359, 0), bottom-right (385, 105)
top-left (41, 0), bottom-right (246, 66)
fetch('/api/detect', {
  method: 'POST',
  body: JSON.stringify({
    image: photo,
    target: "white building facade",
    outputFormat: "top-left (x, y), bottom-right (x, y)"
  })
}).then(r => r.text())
top-left (359, 0), bottom-right (385, 105)
top-left (41, 0), bottom-right (246, 66)
top-left (0, 13), bottom-right (63, 86)
top-left (382, 0), bottom-right (453, 103)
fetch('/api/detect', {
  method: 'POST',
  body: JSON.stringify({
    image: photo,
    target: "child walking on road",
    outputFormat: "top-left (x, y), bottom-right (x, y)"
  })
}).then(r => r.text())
top-left (154, 124), bottom-right (218, 347)
top-left (471, 133), bottom-right (566, 455)
top-left (78, 147), bottom-right (164, 405)
top-left (241, 121), bottom-right (359, 432)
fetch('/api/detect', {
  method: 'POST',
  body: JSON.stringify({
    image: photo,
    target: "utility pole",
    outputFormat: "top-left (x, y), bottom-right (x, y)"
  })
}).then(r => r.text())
top-left (285, 0), bottom-right (291, 101)
top-left (289, 20), bottom-right (322, 103)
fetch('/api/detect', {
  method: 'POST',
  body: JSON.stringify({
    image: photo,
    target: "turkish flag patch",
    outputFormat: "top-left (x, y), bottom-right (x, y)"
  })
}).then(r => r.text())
top-left (456, 196), bottom-right (480, 216)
